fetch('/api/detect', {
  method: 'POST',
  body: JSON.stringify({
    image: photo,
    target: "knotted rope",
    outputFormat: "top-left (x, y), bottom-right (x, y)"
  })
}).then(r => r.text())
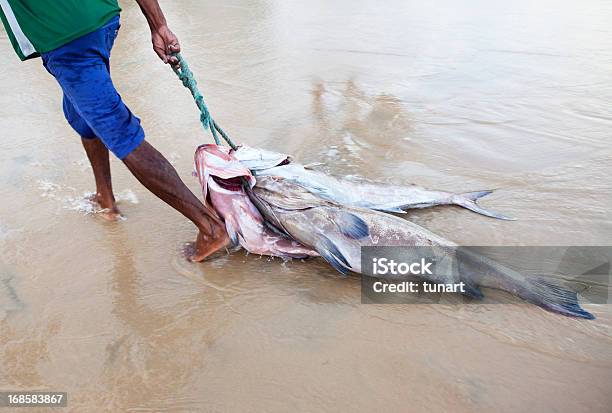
top-left (171, 53), bottom-right (238, 150)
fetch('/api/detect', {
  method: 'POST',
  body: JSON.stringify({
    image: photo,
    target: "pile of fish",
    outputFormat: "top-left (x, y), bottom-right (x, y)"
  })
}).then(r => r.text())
top-left (194, 144), bottom-right (593, 319)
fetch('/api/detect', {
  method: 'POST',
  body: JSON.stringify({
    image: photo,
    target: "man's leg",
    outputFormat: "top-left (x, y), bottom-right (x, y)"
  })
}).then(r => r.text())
top-left (61, 94), bottom-right (121, 220)
top-left (81, 137), bottom-right (122, 221)
top-left (42, 20), bottom-right (229, 261)
top-left (123, 140), bottom-right (229, 261)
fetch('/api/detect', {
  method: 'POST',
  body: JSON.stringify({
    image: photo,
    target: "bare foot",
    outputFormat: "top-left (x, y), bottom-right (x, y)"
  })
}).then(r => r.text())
top-left (97, 207), bottom-right (124, 222)
top-left (188, 222), bottom-right (231, 262)
top-left (88, 193), bottom-right (123, 222)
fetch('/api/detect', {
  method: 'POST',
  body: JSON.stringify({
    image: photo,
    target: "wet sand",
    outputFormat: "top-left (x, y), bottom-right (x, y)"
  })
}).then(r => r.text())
top-left (1, 0), bottom-right (611, 411)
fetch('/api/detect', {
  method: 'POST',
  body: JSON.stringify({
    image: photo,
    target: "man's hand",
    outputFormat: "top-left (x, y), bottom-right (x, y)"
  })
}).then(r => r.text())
top-left (151, 25), bottom-right (180, 67)
top-left (135, 0), bottom-right (181, 67)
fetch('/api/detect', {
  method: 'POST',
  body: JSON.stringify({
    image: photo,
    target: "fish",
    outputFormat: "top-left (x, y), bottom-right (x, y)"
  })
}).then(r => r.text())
top-left (194, 144), bottom-right (318, 258)
top-left (246, 174), bottom-right (593, 319)
top-left (233, 146), bottom-right (513, 220)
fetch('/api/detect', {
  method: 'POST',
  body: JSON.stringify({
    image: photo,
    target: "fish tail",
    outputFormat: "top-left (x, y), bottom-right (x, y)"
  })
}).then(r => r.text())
top-left (456, 249), bottom-right (593, 319)
top-left (520, 277), bottom-right (594, 319)
top-left (451, 190), bottom-right (516, 220)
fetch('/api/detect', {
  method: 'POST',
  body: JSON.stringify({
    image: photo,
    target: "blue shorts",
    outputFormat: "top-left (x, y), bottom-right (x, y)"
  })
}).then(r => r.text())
top-left (41, 15), bottom-right (145, 159)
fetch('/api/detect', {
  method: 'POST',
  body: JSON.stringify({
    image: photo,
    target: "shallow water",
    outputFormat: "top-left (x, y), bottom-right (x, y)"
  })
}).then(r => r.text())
top-left (1, 0), bottom-right (611, 411)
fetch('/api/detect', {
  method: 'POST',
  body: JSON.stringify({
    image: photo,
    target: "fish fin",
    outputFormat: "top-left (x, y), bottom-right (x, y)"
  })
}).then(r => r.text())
top-left (461, 190), bottom-right (494, 201)
top-left (315, 236), bottom-right (351, 276)
top-left (451, 190), bottom-right (516, 221)
top-left (461, 281), bottom-right (484, 299)
top-left (225, 221), bottom-right (240, 246)
top-left (461, 277), bottom-right (484, 300)
top-left (524, 277), bottom-right (594, 319)
top-left (456, 260), bottom-right (485, 299)
top-left (336, 212), bottom-right (369, 239)
top-left (372, 206), bottom-right (407, 214)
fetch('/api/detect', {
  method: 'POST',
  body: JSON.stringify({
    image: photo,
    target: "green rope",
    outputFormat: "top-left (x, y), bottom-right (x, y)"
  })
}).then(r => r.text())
top-left (171, 53), bottom-right (238, 150)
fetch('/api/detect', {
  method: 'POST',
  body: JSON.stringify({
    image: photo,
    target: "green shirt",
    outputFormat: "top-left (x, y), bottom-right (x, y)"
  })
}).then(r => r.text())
top-left (0, 0), bottom-right (121, 61)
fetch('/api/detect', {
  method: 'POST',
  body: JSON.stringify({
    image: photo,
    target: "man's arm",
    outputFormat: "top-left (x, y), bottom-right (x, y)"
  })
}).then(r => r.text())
top-left (135, 0), bottom-right (180, 66)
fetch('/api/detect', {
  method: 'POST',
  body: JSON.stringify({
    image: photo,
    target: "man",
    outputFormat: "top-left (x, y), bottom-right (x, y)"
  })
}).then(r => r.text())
top-left (0, 0), bottom-right (229, 261)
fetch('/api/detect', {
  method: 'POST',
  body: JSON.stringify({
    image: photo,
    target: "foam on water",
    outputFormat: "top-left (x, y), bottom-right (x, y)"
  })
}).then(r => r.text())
top-left (37, 179), bottom-right (62, 198)
top-left (37, 179), bottom-right (139, 216)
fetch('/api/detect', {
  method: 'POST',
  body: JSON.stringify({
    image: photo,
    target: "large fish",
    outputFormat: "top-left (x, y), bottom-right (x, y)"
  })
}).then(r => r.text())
top-left (233, 146), bottom-right (513, 220)
top-left (194, 144), bottom-right (317, 258)
top-left (247, 175), bottom-right (593, 320)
